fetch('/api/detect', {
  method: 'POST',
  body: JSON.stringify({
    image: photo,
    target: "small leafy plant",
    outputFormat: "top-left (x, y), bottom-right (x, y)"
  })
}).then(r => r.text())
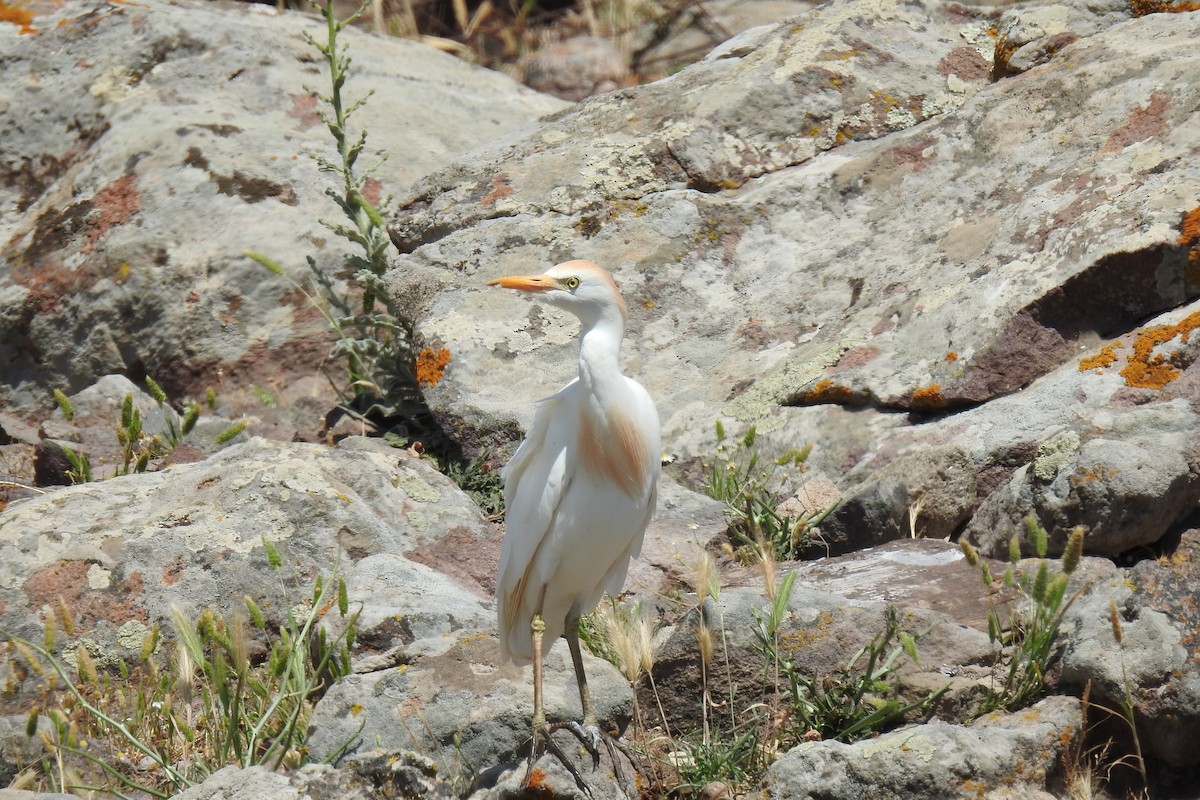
top-left (960, 517), bottom-right (1086, 713)
top-left (51, 381), bottom-right (240, 484)
top-left (703, 421), bottom-right (835, 562)
top-left (2, 541), bottom-right (359, 796)
top-left (755, 601), bottom-right (945, 744)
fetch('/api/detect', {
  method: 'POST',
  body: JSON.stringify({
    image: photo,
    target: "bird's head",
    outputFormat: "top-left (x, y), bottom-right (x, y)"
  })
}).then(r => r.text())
top-left (487, 260), bottom-right (628, 328)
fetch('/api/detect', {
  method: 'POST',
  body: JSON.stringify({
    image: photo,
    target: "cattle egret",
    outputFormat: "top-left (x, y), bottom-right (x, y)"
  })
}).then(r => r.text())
top-left (488, 260), bottom-right (661, 776)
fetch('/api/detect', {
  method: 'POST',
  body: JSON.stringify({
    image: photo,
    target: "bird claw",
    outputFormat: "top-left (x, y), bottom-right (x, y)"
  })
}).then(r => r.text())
top-left (564, 721), bottom-right (603, 765)
top-left (522, 721), bottom-right (639, 798)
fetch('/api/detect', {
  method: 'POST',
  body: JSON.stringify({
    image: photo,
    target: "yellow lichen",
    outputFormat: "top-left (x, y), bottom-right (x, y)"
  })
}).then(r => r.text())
top-left (801, 379), bottom-right (860, 405)
top-left (0, 2), bottom-right (36, 34)
top-left (1119, 310), bottom-right (1200, 390)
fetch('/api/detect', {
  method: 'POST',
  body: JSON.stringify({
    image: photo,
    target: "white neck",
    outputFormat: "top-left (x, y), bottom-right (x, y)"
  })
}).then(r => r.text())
top-left (577, 315), bottom-right (626, 396)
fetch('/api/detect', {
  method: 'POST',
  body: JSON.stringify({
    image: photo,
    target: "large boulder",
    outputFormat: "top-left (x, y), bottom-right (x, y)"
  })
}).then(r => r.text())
top-left (0, 0), bottom-right (565, 416)
top-left (0, 436), bottom-right (494, 651)
top-left (381, 0), bottom-right (1200, 558)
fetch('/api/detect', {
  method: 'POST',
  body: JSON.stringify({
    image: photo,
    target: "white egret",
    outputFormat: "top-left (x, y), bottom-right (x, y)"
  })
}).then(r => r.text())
top-left (488, 260), bottom-right (661, 775)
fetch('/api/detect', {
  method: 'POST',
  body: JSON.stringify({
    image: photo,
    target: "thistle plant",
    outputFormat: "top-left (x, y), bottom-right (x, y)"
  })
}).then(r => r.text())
top-left (961, 517), bottom-right (1086, 713)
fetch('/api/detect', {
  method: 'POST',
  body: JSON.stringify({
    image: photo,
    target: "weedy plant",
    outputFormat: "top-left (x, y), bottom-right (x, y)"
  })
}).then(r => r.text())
top-left (249, 0), bottom-right (505, 516)
top-left (248, 0), bottom-right (420, 437)
top-left (656, 550), bottom-right (945, 797)
top-left (960, 517), bottom-right (1087, 713)
top-left (703, 421), bottom-right (835, 562)
top-left (2, 537), bottom-right (359, 797)
top-left (51, 379), bottom-right (228, 484)
top-left (754, 597), bottom-right (946, 745)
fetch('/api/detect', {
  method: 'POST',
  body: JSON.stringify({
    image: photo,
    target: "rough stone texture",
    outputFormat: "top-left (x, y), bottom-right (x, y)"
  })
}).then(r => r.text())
top-left (643, 540), bottom-right (996, 736)
top-left (0, 0), bottom-right (565, 415)
top-left (305, 635), bottom-right (634, 788)
top-left (170, 751), bottom-right (457, 800)
top-left (1060, 527), bottom-right (1200, 769)
top-left (765, 695), bottom-right (1082, 800)
top-left (628, 0), bottom-right (820, 81)
top-left (964, 428), bottom-right (1200, 558)
top-left (519, 36), bottom-right (629, 101)
top-left (0, 436), bottom-right (495, 652)
top-left (818, 444), bottom-right (977, 554)
top-left (382, 0), bottom-right (1200, 561)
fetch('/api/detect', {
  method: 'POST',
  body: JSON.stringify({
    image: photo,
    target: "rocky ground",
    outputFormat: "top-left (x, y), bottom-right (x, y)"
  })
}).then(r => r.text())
top-left (1, 0), bottom-right (1199, 798)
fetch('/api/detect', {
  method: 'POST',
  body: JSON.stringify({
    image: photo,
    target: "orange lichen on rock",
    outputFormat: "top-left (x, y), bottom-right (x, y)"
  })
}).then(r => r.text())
top-left (910, 383), bottom-right (946, 410)
top-left (415, 346), bottom-right (451, 388)
top-left (801, 379), bottom-right (860, 405)
top-left (1181, 205), bottom-right (1200, 287)
top-left (1130, 0), bottom-right (1200, 14)
top-left (0, 2), bottom-right (36, 34)
top-left (1078, 341), bottom-right (1121, 371)
top-left (945, 351), bottom-right (958, 362)
top-left (1119, 310), bottom-right (1200, 390)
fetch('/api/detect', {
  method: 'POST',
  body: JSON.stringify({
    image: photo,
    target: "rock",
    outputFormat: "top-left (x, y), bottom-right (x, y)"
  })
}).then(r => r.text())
top-left (765, 695), bottom-right (1082, 800)
top-left (818, 445), bottom-right (976, 555)
top-left (170, 751), bottom-right (457, 800)
top-left (629, 0), bottom-right (819, 81)
top-left (0, 715), bottom-right (52, 787)
top-left (1060, 527), bottom-right (1200, 769)
top-left (0, 790), bottom-right (81, 800)
top-left (643, 540), bottom-right (994, 736)
top-left (519, 36), bottom-right (629, 101)
top-left (34, 374), bottom-right (182, 483)
top-left (306, 636), bottom-right (634, 786)
top-left (963, 424), bottom-right (1200, 559)
top-left (0, 436), bottom-right (494, 653)
top-left (992, 0), bottom-right (1130, 77)
top-left (0, 0), bottom-right (566, 416)
top-left (382, 0), bottom-right (1200, 561)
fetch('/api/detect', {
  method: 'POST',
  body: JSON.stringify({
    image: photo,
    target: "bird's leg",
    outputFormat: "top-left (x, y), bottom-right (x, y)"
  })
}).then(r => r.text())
top-left (565, 616), bottom-right (601, 759)
top-left (547, 615), bottom-right (638, 794)
top-left (531, 613), bottom-right (546, 730)
top-left (524, 610), bottom-right (597, 797)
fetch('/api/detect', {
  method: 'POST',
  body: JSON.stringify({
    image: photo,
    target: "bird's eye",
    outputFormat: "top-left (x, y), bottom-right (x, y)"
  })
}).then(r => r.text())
top-left (563, 276), bottom-right (581, 290)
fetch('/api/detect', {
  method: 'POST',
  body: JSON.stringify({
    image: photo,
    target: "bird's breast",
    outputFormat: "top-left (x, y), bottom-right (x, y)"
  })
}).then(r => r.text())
top-left (577, 405), bottom-right (651, 500)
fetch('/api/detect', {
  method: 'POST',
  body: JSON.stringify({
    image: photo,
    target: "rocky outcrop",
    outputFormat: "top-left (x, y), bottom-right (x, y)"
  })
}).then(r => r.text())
top-left (0, 0), bottom-right (564, 418)
top-left (383, 0), bottom-right (1200, 565)
top-left (3, 0), bottom-right (1200, 796)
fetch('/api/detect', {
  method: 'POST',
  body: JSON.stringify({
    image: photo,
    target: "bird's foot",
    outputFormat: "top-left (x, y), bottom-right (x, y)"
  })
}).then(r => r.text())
top-left (522, 721), bottom-right (639, 798)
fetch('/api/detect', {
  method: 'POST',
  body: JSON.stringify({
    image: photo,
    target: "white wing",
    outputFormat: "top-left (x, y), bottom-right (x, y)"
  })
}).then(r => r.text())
top-left (495, 382), bottom-right (579, 663)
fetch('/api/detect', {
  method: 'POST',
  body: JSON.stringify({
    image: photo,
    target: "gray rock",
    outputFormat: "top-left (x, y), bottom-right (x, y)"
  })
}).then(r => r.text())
top-left (643, 540), bottom-right (995, 736)
top-left (0, 0), bottom-right (565, 415)
top-left (382, 0), bottom-right (1200, 562)
top-left (306, 637), bottom-right (634, 787)
top-left (963, 429), bottom-right (1200, 558)
top-left (0, 790), bottom-right (81, 800)
top-left (170, 751), bottom-right (457, 800)
top-left (0, 715), bottom-right (52, 788)
top-left (1060, 528), bottom-right (1200, 769)
top-left (0, 436), bottom-right (494, 653)
top-left (765, 695), bottom-right (1082, 800)
top-left (519, 36), bottom-right (628, 101)
top-left (818, 445), bottom-right (977, 555)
